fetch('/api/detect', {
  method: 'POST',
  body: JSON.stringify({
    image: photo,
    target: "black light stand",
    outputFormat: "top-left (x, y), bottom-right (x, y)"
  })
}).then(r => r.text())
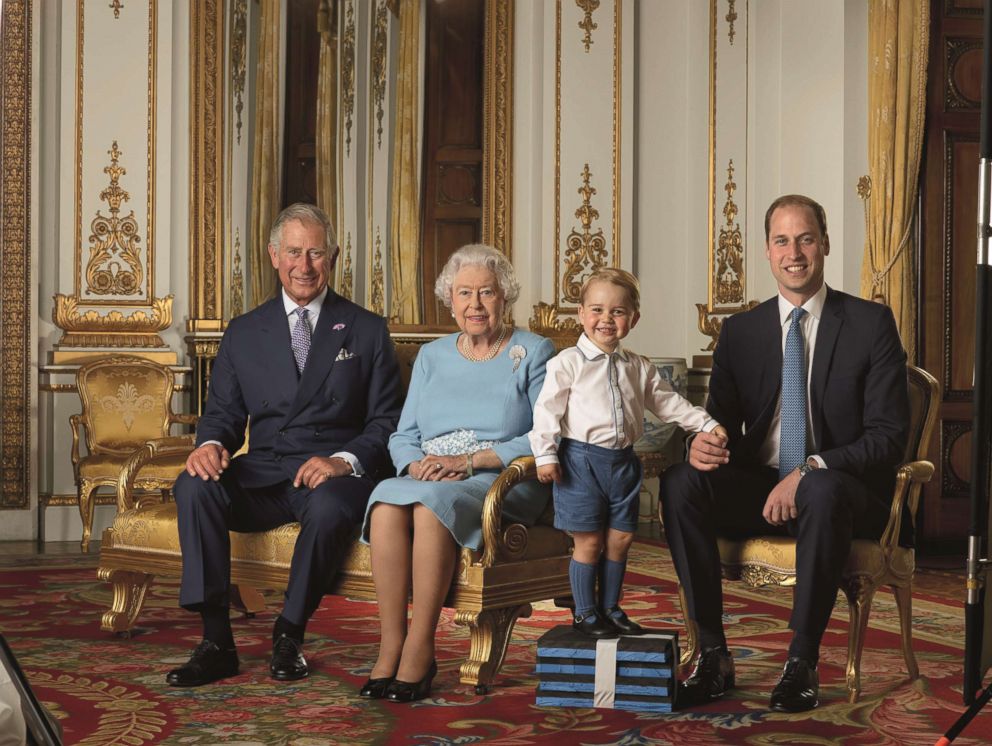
top-left (940, 1), bottom-right (992, 743)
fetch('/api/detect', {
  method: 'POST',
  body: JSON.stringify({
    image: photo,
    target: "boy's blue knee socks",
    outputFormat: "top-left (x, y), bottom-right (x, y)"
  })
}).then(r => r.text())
top-left (599, 557), bottom-right (626, 613)
top-left (569, 559), bottom-right (598, 618)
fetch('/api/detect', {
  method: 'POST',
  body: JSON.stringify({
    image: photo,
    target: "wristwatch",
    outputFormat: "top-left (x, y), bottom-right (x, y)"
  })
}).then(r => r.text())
top-left (797, 460), bottom-right (818, 478)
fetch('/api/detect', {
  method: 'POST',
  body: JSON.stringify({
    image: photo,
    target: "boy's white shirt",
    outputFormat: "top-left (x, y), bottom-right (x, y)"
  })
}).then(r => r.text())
top-left (529, 333), bottom-right (716, 466)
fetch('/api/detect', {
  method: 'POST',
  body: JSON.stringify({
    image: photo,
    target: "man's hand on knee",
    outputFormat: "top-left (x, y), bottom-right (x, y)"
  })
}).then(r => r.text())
top-left (186, 443), bottom-right (231, 481)
top-left (294, 456), bottom-right (353, 489)
top-left (762, 471), bottom-right (800, 525)
top-left (687, 429), bottom-right (729, 472)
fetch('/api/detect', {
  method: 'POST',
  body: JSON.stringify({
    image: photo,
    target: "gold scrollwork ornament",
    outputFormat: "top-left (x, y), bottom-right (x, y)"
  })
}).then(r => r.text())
top-left (85, 142), bottom-right (144, 297)
top-left (562, 164), bottom-right (607, 304)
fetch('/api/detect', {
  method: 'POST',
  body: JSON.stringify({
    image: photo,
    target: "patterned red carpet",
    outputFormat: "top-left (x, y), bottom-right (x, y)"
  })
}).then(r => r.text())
top-left (2, 540), bottom-right (989, 745)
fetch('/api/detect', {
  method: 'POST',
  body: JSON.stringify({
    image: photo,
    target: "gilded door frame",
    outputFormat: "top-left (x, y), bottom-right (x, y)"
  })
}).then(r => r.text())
top-left (1, 0), bottom-right (32, 510)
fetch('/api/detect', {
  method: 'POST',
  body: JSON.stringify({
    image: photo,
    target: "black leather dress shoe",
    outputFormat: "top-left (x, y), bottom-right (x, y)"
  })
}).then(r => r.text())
top-left (770, 657), bottom-right (819, 712)
top-left (359, 675), bottom-right (394, 699)
top-left (678, 646), bottom-right (735, 707)
top-left (270, 634), bottom-right (309, 681)
top-left (385, 660), bottom-right (437, 703)
top-left (572, 612), bottom-right (619, 638)
top-left (166, 640), bottom-right (239, 687)
top-left (605, 607), bottom-right (645, 635)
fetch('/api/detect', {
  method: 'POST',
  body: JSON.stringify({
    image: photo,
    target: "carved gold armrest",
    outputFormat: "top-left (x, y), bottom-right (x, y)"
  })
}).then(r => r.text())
top-left (69, 414), bottom-right (83, 471)
top-left (116, 435), bottom-right (196, 512)
top-left (879, 460), bottom-right (935, 551)
top-left (170, 413), bottom-right (199, 428)
top-left (478, 456), bottom-right (537, 568)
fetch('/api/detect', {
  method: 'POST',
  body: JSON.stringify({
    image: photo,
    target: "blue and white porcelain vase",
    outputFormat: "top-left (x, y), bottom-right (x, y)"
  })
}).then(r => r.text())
top-left (634, 356), bottom-right (689, 455)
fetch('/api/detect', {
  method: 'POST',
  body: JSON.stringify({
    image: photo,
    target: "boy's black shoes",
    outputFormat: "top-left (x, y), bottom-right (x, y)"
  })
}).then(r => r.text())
top-left (572, 612), bottom-right (619, 638)
top-left (605, 607), bottom-right (645, 635)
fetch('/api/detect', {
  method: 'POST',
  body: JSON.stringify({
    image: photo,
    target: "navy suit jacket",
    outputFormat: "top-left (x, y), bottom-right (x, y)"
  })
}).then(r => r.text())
top-left (707, 288), bottom-right (910, 535)
top-left (194, 290), bottom-right (403, 488)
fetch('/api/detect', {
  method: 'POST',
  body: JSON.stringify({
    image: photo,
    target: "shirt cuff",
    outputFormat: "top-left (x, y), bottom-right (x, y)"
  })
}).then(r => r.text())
top-left (808, 455), bottom-right (826, 469)
top-left (535, 454), bottom-right (560, 467)
top-left (331, 451), bottom-right (363, 477)
top-left (200, 439), bottom-right (224, 448)
top-left (701, 419), bottom-right (718, 433)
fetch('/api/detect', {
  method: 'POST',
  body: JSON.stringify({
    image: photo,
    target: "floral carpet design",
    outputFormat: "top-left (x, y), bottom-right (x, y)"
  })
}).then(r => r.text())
top-left (1, 541), bottom-right (989, 745)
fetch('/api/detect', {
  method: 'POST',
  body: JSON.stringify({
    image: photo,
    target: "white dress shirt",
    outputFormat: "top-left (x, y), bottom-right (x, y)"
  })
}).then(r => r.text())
top-left (756, 283), bottom-right (828, 470)
top-left (206, 286), bottom-right (363, 477)
top-left (529, 333), bottom-right (716, 466)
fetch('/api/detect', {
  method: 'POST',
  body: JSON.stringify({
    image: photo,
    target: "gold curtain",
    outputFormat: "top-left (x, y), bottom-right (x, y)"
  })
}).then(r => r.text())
top-left (861, 0), bottom-right (929, 360)
top-left (249, 0), bottom-right (283, 307)
top-left (316, 0), bottom-right (339, 256)
top-left (389, 0), bottom-right (422, 323)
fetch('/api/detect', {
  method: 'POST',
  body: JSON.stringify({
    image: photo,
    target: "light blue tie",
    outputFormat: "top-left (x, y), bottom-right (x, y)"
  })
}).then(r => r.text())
top-left (290, 307), bottom-right (311, 374)
top-left (779, 307), bottom-right (807, 480)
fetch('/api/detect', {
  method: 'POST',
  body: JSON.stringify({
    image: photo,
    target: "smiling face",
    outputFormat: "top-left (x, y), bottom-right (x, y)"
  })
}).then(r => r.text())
top-left (269, 219), bottom-right (335, 306)
top-left (765, 203), bottom-right (829, 306)
top-left (450, 264), bottom-right (506, 338)
top-left (578, 279), bottom-right (640, 353)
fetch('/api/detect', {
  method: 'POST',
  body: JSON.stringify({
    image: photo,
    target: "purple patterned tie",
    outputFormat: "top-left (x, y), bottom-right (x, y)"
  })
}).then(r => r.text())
top-left (291, 307), bottom-right (311, 374)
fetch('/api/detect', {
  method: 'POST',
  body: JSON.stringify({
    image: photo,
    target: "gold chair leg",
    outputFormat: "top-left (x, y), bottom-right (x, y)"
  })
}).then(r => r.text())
top-left (454, 604), bottom-right (532, 694)
top-left (892, 581), bottom-right (920, 681)
top-left (97, 567), bottom-right (153, 635)
top-left (78, 481), bottom-right (97, 553)
top-left (231, 585), bottom-right (267, 616)
top-left (677, 583), bottom-right (699, 670)
top-left (843, 576), bottom-right (876, 704)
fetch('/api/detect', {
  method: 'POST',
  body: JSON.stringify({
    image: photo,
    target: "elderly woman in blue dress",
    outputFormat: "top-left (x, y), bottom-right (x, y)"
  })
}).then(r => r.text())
top-left (359, 244), bottom-right (555, 702)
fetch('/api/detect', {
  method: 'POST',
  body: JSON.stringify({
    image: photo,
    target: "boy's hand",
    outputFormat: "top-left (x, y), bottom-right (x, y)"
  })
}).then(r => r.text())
top-left (537, 463), bottom-right (561, 484)
top-left (687, 426), bottom-right (729, 472)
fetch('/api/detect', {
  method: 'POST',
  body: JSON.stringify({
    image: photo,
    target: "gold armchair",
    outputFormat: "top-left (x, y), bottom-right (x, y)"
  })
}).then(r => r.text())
top-left (71, 355), bottom-right (196, 552)
top-left (674, 365), bottom-right (940, 703)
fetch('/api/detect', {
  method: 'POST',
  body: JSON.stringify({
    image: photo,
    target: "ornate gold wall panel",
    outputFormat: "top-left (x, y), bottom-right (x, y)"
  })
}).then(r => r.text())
top-left (0, 0), bottom-right (31, 509)
top-left (73, 0), bottom-right (157, 306)
top-left (481, 0), bottom-right (514, 257)
top-left (697, 0), bottom-right (758, 351)
top-left (541, 0), bottom-right (626, 336)
top-left (189, 0), bottom-right (225, 332)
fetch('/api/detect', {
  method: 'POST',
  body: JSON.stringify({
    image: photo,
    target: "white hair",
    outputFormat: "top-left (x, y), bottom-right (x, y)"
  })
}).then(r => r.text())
top-left (434, 244), bottom-right (521, 308)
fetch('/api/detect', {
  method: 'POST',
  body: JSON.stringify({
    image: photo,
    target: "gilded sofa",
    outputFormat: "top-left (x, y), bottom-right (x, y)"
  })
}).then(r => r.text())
top-left (97, 341), bottom-right (574, 693)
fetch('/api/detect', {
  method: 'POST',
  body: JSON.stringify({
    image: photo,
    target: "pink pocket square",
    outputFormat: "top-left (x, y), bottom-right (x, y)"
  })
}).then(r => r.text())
top-left (333, 323), bottom-right (346, 331)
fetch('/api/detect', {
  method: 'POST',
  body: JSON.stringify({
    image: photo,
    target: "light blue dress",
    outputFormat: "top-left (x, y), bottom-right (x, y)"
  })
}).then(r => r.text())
top-left (361, 329), bottom-right (555, 549)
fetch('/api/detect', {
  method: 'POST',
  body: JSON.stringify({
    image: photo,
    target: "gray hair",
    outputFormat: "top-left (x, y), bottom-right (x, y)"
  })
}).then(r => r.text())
top-left (434, 244), bottom-right (521, 308)
top-left (268, 203), bottom-right (339, 258)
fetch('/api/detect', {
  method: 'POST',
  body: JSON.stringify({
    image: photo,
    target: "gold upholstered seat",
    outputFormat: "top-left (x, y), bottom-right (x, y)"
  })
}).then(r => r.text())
top-left (674, 364), bottom-right (940, 703)
top-left (71, 355), bottom-right (196, 552)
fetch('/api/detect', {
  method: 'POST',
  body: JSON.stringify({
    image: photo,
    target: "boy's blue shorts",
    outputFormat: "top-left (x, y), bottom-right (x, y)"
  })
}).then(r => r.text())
top-left (552, 438), bottom-right (643, 534)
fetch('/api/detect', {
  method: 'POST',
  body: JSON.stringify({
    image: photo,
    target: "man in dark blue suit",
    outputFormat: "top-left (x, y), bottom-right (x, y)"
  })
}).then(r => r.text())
top-left (166, 203), bottom-right (402, 687)
top-left (662, 194), bottom-right (909, 711)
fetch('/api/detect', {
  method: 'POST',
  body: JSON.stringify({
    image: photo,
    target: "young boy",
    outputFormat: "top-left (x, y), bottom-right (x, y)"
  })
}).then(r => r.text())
top-left (529, 268), bottom-right (728, 638)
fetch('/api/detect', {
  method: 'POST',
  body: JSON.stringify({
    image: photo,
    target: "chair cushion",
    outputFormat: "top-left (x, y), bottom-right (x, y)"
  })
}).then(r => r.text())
top-left (79, 453), bottom-right (189, 482)
top-left (717, 536), bottom-right (912, 586)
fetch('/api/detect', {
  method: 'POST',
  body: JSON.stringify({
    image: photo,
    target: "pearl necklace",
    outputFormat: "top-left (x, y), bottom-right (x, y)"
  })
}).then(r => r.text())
top-left (460, 324), bottom-right (509, 362)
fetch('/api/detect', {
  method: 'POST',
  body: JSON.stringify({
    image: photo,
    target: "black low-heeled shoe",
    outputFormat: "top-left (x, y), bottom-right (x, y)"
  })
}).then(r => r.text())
top-left (385, 660), bottom-right (437, 703)
top-left (359, 675), bottom-right (394, 699)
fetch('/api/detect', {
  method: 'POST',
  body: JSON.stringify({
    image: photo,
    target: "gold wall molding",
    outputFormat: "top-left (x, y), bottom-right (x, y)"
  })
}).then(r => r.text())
top-left (85, 141), bottom-right (145, 295)
top-left (529, 302), bottom-right (582, 352)
top-left (371, 227), bottom-right (385, 315)
top-left (231, 229), bottom-right (245, 317)
top-left (39, 384), bottom-right (79, 394)
top-left (189, 0), bottom-right (225, 331)
top-left (698, 0), bottom-right (757, 351)
top-left (342, 0), bottom-right (356, 157)
top-left (714, 159), bottom-right (744, 305)
top-left (231, 0), bottom-right (247, 144)
top-left (111, 1), bottom-right (124, 19)
top-left (341, 233), bottom-right (354, 300)
top-left (53, 294), bottom-right (174, 349)
top-left (482, 0), bottom-right (514, 257)
top-left (74, 0), bottom-right (157, 306)
top-left (562, 164), bottom-right (607, 304)
top-left (0, 0), bottom-right (31, 509)
top-left (371, 0), bottom-right (388, 149)
top-left (576, 0), bottom-right (600, 52)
